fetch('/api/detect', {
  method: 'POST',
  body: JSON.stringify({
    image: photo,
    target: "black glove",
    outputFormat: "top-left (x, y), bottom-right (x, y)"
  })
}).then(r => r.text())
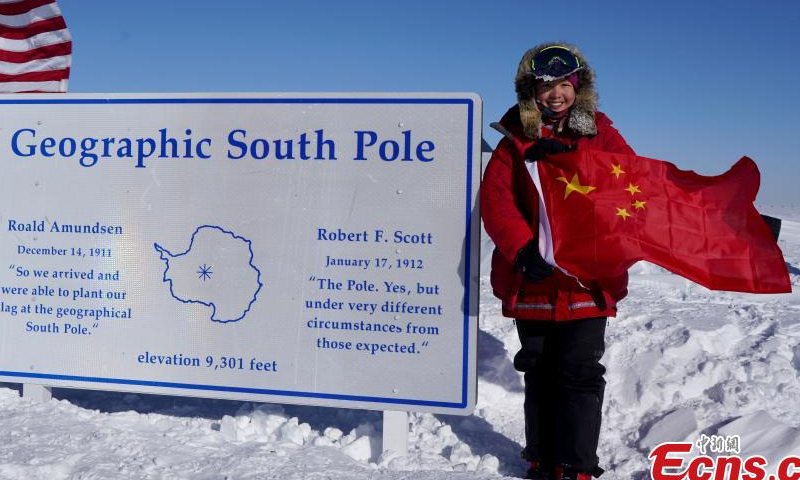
top-left (515, 240), bottom-right (554, 283)
top-left (524, 138), bottom-right (574, 162)
top-left (760, 214), bottom-right (781, 241)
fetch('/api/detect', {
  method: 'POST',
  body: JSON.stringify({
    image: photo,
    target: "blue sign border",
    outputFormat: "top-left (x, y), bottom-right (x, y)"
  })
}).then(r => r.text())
top-left (0, 96), bottom-right (476, 410)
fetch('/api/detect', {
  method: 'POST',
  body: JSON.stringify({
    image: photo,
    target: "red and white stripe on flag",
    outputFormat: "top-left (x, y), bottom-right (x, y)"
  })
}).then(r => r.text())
top-left (0, 0), bottom-right (70, 93)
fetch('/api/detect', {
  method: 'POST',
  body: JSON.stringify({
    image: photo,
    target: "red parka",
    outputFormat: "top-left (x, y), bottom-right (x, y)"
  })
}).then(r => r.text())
top-left (481, 106), bottom-right (635, 321)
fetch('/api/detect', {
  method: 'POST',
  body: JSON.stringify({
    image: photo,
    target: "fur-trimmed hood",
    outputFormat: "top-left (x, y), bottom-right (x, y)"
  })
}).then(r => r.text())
top-left (515, 42), bottom-right (598, 140)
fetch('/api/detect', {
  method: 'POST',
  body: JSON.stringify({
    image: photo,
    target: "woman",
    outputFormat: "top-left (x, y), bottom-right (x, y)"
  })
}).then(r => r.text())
top-left (481, 43), bottom-right (635, 480)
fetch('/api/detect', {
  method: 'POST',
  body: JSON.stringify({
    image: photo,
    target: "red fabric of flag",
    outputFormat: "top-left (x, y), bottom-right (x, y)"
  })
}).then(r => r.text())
top-left (0, 0), bottom-right (70, 93)
top-left (529, 149), bottom-right (791, 293)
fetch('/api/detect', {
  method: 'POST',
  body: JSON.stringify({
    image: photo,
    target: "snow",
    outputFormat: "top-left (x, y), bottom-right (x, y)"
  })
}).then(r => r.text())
top-left (0, 217), bottom-right (797, 479)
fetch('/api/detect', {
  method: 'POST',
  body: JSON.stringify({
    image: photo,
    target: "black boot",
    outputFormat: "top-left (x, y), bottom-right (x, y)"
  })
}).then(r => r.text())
top-left (553, 465), bottom-right (595, 480)
top-left (525, 460), bottom-right (551, 480)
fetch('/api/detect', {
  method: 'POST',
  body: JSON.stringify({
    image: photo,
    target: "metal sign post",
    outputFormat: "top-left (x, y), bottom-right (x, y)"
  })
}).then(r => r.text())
top-left (22, 384), bottom-right (52, 402)
top-left (382, 410), bottom-right (409, 455)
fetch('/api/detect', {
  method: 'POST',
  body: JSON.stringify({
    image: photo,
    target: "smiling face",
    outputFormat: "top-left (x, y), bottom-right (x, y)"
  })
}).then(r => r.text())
top-left (534, 79), bottom-right (576, 114)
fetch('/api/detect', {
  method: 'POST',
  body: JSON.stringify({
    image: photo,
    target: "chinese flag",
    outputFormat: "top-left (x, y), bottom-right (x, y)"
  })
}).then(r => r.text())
top-left (528, 150), bottom-right (791, 293)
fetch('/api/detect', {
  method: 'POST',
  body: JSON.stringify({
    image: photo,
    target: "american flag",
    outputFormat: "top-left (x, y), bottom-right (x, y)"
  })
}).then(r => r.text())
top-left (0, 0), bottom-right (70, 93)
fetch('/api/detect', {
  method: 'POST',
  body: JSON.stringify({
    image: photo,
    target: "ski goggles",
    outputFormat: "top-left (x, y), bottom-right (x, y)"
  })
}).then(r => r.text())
top-left (531, 46), bottom-right (581, 79)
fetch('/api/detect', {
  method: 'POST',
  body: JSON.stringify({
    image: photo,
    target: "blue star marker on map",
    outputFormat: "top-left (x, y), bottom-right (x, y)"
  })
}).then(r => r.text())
top-left (197, 264), bottom-right (213, 281)
top-left (154, 225), bottom-right (262, 323)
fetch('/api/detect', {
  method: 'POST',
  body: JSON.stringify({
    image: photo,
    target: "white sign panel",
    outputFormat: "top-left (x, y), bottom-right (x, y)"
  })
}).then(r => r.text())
top-left (0, 93), bottom-right (481, 414)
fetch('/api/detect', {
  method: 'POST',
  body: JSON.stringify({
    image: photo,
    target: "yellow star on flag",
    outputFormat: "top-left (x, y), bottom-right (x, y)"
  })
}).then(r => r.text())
top-left (616, 207), bottom-right (631, 220)
top-left (633, 200), bottom-right (647, 210)
top-left (625, 183), bottom-right (641, 195)
top-left (556, 173), bottom-right (596, 199)
top-left (610, 164), bottom-right (625, 179)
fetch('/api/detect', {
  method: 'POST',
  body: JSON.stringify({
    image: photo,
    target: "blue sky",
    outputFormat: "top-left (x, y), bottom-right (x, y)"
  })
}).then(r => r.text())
top-left (59, 1), bottom-right (800, 205)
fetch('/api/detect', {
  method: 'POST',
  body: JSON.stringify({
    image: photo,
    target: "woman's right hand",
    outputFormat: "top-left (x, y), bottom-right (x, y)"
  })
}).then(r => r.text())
top-left (515, 240), bottom-right (554, 283)
top-left (524, 138), bottom-right (573, 162)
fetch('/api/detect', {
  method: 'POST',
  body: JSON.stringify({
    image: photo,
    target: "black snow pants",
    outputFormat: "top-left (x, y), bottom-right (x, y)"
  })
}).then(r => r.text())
top-left (514, 316), bottom-right (607, 474)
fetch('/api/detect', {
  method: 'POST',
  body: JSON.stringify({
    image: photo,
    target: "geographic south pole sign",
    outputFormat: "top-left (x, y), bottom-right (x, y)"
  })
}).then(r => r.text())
top-left (0, 93), bottom-right (481, 414)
